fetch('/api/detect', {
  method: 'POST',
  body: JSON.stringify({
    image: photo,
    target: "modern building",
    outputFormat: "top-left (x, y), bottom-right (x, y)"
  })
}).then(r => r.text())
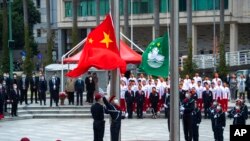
top-left (33, 0), bottom-right (250, 63)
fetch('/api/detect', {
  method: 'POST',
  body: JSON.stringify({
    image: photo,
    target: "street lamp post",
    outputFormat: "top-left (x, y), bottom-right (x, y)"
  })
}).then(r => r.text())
top-left (8, 0), bottom-right (14, 79)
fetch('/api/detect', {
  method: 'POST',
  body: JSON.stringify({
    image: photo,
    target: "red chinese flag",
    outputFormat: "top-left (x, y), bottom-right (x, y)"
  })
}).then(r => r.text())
top-left (66, 14), bottom-right (126, 77)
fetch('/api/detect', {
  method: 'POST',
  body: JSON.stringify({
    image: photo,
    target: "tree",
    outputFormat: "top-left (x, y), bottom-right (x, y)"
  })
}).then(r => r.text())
top-left (22, 0), bottom-right (33, 77)
top-left (181, 0), bottom-right (196, 78)
top-left (1, 0), bottom-right (10, 74)
top-left (72, 0), bottom-right (79, 47)
top-left (46, 0), bottom-right (53, 65)
top-left (153, 0), bottom-right (160, 38)
top-left (218, 0), bottom-right (228, 79)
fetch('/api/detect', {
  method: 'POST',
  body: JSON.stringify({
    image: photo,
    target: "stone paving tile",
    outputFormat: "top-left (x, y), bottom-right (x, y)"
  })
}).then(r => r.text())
top-left (1, 118), bottom-right (249, 141)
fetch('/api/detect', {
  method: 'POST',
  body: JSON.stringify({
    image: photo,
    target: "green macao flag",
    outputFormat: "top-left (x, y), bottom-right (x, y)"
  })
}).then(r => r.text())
top-left (139, 33), bottom-right (169, 78)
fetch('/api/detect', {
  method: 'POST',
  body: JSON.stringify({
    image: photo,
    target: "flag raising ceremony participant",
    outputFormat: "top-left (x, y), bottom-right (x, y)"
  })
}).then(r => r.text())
top-left (66, 14), bottom-right (126, 77)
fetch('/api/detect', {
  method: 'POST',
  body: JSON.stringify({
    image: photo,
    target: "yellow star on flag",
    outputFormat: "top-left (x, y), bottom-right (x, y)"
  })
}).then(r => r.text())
top-left (88, 38), bottom-right (93, 44)
top-left (157, 42), bottom-right (160, 47)
top-left (100, 32), bottom-right (113, 48)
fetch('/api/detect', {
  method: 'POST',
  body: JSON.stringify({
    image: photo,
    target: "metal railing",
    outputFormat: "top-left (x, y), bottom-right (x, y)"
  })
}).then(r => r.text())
top-left (188, 50), bottom-right (250, 69)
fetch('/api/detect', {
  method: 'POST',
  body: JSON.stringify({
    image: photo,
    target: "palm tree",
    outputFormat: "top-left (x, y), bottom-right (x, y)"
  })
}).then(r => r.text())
top-left (218, 0), bottom-right (227, 78)
top-left (1, 0), bottom-right (10, 73)
top-left (23, 0), bottom-right (33, 76)
top-left (153, 0), bottom-right (160, 38)
top-left (123, 0), bottom-right (129, 38)
top-left (96, 0), bottom-right (100, 25)
top-left (72, 0), bottom-right (78, 47)
top-left (46, 0), bottom-right (53, 64)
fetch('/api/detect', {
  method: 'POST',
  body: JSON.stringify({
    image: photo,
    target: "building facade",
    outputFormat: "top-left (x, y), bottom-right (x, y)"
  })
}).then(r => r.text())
top-left (33, 0), bottom-right (250, 62)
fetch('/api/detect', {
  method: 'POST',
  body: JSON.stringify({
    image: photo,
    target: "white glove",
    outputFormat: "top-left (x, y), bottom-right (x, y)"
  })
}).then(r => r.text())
top-left (211, 110), bottom-right (214, 113)
top-left (164, 104), bottom-right (168, 108)
top-left (234, 114), bottom-right (238, 118)
top-left (197, 124), bottom-right (199, 126)
top-left (180, 106), bottom-right (185, 111)
top-left (125, 112), bottom-right (128, 118)
top-left (222, 127), bottom-right (225, 130)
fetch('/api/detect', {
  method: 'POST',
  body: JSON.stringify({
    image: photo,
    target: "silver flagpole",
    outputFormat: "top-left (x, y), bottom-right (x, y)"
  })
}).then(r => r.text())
top-left (170, 0), bottom-right (180, 141)
top-left (110, 0), bottom-right (121, 141)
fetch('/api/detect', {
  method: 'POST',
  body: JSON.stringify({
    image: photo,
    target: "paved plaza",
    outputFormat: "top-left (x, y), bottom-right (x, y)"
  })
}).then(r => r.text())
top-left (1, 117), bottom-right (249, 141)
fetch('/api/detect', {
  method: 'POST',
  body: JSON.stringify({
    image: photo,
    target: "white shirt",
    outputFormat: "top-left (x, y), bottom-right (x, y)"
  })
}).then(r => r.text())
top-left (142, 85), bottom-right (149, 98)
top-left (215, 85), bottom-right (224, 100)
top-left (157, 82), bottom-right (166, 98)
top-left (203, 80), bottom-right (211, 86)
top-left (195, 85), bottom-right (204, 99)
top-left (222, 87), bottom-right (230, 99)
top-left (193, 76), bottom-right (202, 84)
top-left (146, 84), bottom-right (155, 97)
top-left (212, 78), bottom-right (222, 87)
top-left (120, 85), bottom-right (127, 99)
top-left (121, 77), bottom-right (128, 85)
top-left (210, 87), bottom-right (217, 100)
top-left (183, 79), bottom-right (191, 91)
top-left (189, 83), bottom-right (197, 90)
top-left (131, 85), bottom-right (138, 93)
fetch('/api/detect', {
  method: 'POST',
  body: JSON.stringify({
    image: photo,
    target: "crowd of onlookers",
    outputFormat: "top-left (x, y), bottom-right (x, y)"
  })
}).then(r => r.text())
top-left (0, 71), bottom-right (99, 119)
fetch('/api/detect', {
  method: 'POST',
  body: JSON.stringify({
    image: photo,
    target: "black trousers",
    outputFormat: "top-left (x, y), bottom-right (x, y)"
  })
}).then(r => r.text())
top-left (67, 92), bottom-right (74, 105)
top-left (111, 120), bottom-right (121, 141)
top-left (126, 102), bottom-right (133, 118)
top-left (192, 124), bottom-right (199, 141)
top-left (50, 90), bottom-right (59, 106)
top-left (93, 120), bottom-right (105, 141)
top-left (87, 90), bottom-right (94, 103)
top-left (247, 89), bottom-right (250, 100)
top-left (203, 104), bottom-right (210, 118)
top-left (183, 114), bottom-right (193, 141)
top-left (0, 100), bottom-right (3, 115)
top-left (31, 88), bottom-right (38, 103)
top-left (76, 91), bottom-right (83, 105)
top-left (39, 91), bottom-right (46, 105)
top-left (20, 89), bottom-right (28, 104)
top-left (211, 119), bottom-right (216, 140)
top-left (11, 101), bottom-right (18, 116)
top-left (136, 103), bottom-right (143, 118)
top-left (214, 126), bottom-right (223, 141)
top-left (151, 103), bottom-right (157, 115)
top-left (165, 108), bottom-right (170, 132)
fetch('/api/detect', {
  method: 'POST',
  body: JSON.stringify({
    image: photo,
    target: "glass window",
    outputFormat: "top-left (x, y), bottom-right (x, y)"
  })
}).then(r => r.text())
top-left (79, 0), bottom-right (96, 16)
top-left (36, 0), bottom-right (40, 8)
top-left (65, 1), bottom-right (72, 17)
top-left (37, 29), bottom-right (41, 37)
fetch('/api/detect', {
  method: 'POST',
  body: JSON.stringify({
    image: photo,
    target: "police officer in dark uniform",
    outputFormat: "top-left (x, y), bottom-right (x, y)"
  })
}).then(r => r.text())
top-left (202, 84), bottom-right (213, 119)
top-left (214, 105), bottom-right (226, 141)
top-left (91, 94), bottom-right (106, 141)
top-left (228, 99), bottom-right (247, 125)
top-left (192, 101), bottom-right (202, 141)
top-left (208, 101), bottom-right (218, 141)
top-left (150, 87), bottom-right (159, 119)
top-left (181, 92), bottom-right (195, 141)
top-left (135, 85), bottom-right (145, 119)
top-left (162, 88), bottom-right (170, 132)
top-left (10, 84), bottom-right (19, 117)
top-left (103, 95), bottom-right (125, 141)
top-left (125, 85), bottom-right (135, 119)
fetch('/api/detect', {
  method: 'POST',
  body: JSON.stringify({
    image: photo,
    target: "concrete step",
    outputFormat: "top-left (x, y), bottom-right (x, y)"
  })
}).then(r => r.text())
top-left (18, 109), bottom-right (91, 115)
top-left (32, 113), bottom-right (93, 119)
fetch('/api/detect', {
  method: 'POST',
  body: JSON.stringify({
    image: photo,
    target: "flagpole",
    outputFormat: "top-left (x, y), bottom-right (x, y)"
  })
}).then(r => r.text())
top-left (111, 0), bottom-right (121, 141)
top-left (170, 0), bottom-right (180, 141)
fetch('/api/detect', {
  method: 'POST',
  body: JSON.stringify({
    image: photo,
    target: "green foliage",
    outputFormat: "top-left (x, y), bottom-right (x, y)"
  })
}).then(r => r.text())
top-left (23, 26), bottom-right (34, 77)
top-left (0, 0), bottom-right (40, 49)
top-left (1, 0), bottom-right (10, 74)
top-left (180, 38), bottom-right (197, 78)
top-left (218, 31), bottom-right (228, 79)
top-left (45, 30), bottom-right (54, 65)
